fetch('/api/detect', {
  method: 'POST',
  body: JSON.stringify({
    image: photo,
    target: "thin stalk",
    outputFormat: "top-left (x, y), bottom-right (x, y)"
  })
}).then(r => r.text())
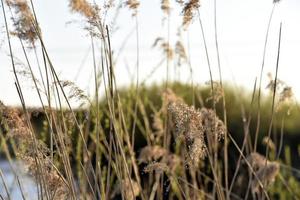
top-left (91, 34), bottom-right (102, 199)
top-left (213, 0), bottom-right (229, 198)
top-left (276, 116), bottom-right (285, 159)
top-left (264, 22), bottom-right (282, 164)
top-left (131, 12), bottom-right (140, 158)
top-left (228, 134), bottom-right (271, 200)
top-left (254, 4), bottom-right (276, 152)
top-left (228, 78), bottom-right (257, 195)
top-left (0, 169), bottom-right (11, 200)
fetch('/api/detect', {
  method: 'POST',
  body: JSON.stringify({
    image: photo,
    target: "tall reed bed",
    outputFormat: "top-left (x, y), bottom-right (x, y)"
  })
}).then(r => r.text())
top-left (0, 0), bottom-right (300, 199)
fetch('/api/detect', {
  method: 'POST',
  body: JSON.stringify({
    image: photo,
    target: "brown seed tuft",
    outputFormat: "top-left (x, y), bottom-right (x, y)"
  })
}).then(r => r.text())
top-left (262, 136), bottom-right (276, 151)
top-left (69, 0), bottom-right (98, 21)
top-left (252, 161), bottom-right (280, 194)
top-left (175, 41), bottom-right (188, 66)
top-left (125, 0), bottom-right (140, 16)
top-left (161, 0), bottom-right (170, 14)
top-left (0, 102), bottom-right (69, 198)
top-left (266, 72), bottom-right (285, 92)
top-left (182, 0), bottom-right (200, 28)
top-left (167, 90), bottom-right (225, 166)
top-left (162, 88), bottom-right (184, 106)
top-left (244, 153), bottom-right (280, 194)
top-left (152, 37), bottom-right (174, 60)
top-left (205, 81), bottom-right (224, 104)
top-left (144, 161), bottom-right (170, 174)
top-left (138, 145), bottom-right (168, 163)
top-left (6, 0), bottom-right (40, 45)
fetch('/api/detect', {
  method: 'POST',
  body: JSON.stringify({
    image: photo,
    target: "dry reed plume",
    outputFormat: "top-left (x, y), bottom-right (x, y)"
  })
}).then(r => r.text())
top-left (181, 0), bottom-right (200, 28)
top-left (6, 0), bottom-right (39, 45)
top-left (138, 145), bottom-right (168, 163)
top-left (152, 37), bottom-right (174, 60)
top-left (139, 145), bottom-right (181, 174)
top-left (60, 80), bottom-right (89, 105)
top-left (279, 86), bottom-right (293, 103)
top-left (266, 72), bottom-right (285, 92)
top-left (266, 72), bottom-right (294, 112)
top-left (262, 136), bottom-right (276, 151)
top-left (125, 0), bottom-right (140, 16)
top-left (161, 0), bottom-right (170, 14)
top-left (234, 153), bottom-right (280, 198)
top-left (206, 81), bottom-right (224, 104)
top-left (143, 162), bottom-right (169, 174)
top-left (175, 40), bottom-right (188, 66)
top-left (165, 89), bottom-right (225, 166)
top-left (69, 0), bottom-right (98, 21)
top-left (0, 101), bottom-right (69, 199)
top-left (245, 153), bottom-right (280, 194)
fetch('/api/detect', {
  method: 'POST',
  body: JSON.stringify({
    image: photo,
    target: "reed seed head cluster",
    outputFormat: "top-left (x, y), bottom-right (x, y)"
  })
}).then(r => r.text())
top-left (139, 145), bottom-right (181, 174)
top-left (182, 0), bottom-right (200, 28)
top-left (245, 153), bottom-right (280, 194)
top-left (175, 41), bottom-right (188, 66)
top-left (262, 136), bottom-right (276, 151)
top-left (152, 37), bottom-right (174, 60)
top-left (69, 0), bottom-right (98, 21)
top-left (0, 102), bottom-right (69, 199)
top-left (138, 145), bottom-right (168, 163)
top-left (125, 0), bottom-right (140, 16)
top-left (266, 73), bottom-right (294, 112)
top-left (6, 0), bottom-right (40, 45)
top-left (161, 0), bottom-right (170, 14)
top-left (166, 89), bottom-right (225, 166)
top-left (279, 86), bottom-right (293, 103)
top-left (206, 81), bottom-right (224, 104)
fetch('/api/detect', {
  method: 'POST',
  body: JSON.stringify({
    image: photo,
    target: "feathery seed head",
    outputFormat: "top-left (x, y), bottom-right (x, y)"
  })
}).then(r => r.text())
top-left (0, 102), bottom-right (69, 198)
top-left (6, 0), bottom-right (40, 45)
top-left (262, 136), bottom-right (276, 151)
top-left (175, 41), bottom-right (188, 66)
top-left (144, 162), bottom-right (170, 174)
top-left (69, 0), bottom-right (98, 20)
top-left (167, 90), bottom-right (225, 166)
top-left (152, 37), bottom-right (174, 60)
top-left (244, 153), bottom-right (280, 194)
top-left (206, 81), bottom-right (224, 104)
top-left (161, 0), bottom-right (170, 14)
top-left (182, 0), bottom-right (200, 29)
top-left (138, 145), bottom-right (168, 163)
top-left (252, 161), bottom-right (280, 193)
top-left (125, 0), bottom-right (140, 16)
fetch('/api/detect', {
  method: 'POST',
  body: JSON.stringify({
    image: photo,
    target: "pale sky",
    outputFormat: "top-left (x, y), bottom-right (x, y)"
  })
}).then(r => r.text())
top-left (1, 0), bottom-right (300, 106)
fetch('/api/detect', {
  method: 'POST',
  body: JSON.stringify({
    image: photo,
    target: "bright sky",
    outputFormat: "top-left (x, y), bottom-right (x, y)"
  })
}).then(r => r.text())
top-left (1, 0), bottom-right (300, 106)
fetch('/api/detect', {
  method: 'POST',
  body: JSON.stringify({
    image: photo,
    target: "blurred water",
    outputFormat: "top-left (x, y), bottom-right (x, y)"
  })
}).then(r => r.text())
top-left (0, 160), bottom-right (38, 200)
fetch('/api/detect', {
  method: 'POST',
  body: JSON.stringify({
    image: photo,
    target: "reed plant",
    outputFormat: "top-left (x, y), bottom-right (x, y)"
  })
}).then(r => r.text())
top-left (1, 0), bottom-right (300, 200)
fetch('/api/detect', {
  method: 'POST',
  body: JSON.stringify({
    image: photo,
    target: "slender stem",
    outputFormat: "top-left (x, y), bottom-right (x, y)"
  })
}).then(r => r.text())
top-left (254, 4), bottom-right (276, 152)
top-left (213, 1), bottom-right (229, 199)
top-left (265, 22), bottom-right (282, 160)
